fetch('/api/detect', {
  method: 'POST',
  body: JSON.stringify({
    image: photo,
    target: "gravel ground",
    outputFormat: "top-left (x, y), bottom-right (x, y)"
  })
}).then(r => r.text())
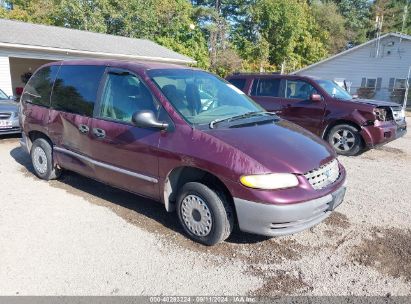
top-left (0, 118), bottom-right (410, 296)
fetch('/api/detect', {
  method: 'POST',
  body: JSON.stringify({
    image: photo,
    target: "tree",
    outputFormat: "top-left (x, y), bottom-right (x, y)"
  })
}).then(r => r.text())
top-left (311, 1), bottom-right (348, 54)
top-left (0, 0), bottom-right (57, 24)
top-left (372, 0), bottom-right (410, 35)
top-left (335, 0), bottom-right (373, 44)
top-left (253, 0), bottom-right (328, 72)
top-left (57, 0), bottom-right (210, 68)
top-left (2, 0), bottom-right (210, 69)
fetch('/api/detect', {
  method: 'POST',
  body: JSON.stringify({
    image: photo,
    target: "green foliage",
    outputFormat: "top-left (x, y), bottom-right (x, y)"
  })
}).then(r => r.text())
top-left (311, 1), bottom-right (348, 54)
top-left (253, 0), bottom-right (328, 72)
top-left (335, 0), bottom-right (373, 44)
top-left (1, 0), bottom-right (410, 75)
top-left (373, 0), bottom-right (411, 35)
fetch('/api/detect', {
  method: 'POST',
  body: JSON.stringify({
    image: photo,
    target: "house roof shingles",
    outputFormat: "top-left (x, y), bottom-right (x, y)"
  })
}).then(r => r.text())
top-left (0, 18), bottom-right (195, 64)
top-left (294, 32), bottom-right (411, 74)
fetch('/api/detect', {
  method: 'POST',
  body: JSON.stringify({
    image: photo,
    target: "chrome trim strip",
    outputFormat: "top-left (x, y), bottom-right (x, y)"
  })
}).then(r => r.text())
top-left (54, 146), bottom-right (158, 183)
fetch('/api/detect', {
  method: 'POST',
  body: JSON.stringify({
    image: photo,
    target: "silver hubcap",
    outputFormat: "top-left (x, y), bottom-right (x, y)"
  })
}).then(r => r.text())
top-left (332, 129), bottom-right (355, 151)
top-left (181, 195), bottom-right (212, 237)
top-left (32, 147), bottom-right (48, 174)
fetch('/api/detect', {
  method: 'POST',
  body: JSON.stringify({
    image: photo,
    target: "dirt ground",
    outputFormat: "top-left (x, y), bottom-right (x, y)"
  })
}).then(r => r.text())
top-left (0, 119), bottom-right (410, 296)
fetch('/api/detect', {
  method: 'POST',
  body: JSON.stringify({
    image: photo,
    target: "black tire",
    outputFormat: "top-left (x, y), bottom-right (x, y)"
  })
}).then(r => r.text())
top-left (30, 138), bottom-right (61, 180)
top-left (176, 182), bottom-right (234, 246)
top-left (327, 124), bottom-right (363, 156)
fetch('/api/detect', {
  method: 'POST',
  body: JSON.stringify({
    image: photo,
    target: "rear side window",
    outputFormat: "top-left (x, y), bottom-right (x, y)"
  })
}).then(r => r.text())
top-left (51, 65), bottom-right (105, 117)
top-left (23, 66), bottom-right (59, 107)
top-left (251, 79), bottom-right (281, 97)
top-left (228, 78), bottom-right (246, 90)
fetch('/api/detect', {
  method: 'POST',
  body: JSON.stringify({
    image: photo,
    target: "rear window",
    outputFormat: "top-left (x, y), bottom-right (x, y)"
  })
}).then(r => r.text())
top-left (22, 66), bottom-right (59, 107)
top-left (51, 65), bottom-right (105, 117)
top-left (251, 78), bottom-right (281, 97)
top-left (228, 78), bottom-right (246, 90)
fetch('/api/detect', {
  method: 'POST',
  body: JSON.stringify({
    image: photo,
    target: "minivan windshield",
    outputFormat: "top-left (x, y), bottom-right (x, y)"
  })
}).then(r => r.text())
top-left (316, 80), bottom-right (353, 100)
top-left (148, 69), bottom-right (264, 126)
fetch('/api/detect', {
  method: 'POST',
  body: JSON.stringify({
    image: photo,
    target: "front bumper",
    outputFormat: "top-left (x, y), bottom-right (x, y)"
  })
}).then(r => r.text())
top-left (0, 117), bottom-right (21, 135)
top-left (0, 114), bottom-right (21, 136)
top-left (0, 127), bottom-right (21, 135)
top-left (233, 185), bottom-right (346, 237)
top-left (361, 120), bottom-right (407, 148)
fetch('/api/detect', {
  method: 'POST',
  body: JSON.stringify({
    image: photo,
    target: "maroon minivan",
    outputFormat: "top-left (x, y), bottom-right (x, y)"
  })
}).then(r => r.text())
top-left (20, 60), bottom-right (346, 245)
top-left (227, 74), bottom-right (407, 156)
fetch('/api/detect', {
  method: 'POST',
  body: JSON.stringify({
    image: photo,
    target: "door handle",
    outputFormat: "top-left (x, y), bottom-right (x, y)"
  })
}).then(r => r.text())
top-left (92, 128), bottom-right (106, 139)
top-left (78, 124), bottom-right (89, 134)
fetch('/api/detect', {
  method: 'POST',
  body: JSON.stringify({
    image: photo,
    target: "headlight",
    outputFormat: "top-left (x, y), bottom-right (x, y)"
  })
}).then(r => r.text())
top-left (400, 109), bottom-right (405, 119)
top-left (374, 108), bottom-right (387, 121)
top-left (13, 111), bottom-right (19, 118)
top-left (240, 173), bottom-right (299, 190)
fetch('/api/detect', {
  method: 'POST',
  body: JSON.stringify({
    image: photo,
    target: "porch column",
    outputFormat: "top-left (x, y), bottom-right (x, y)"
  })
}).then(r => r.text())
top-left (0, 56), bottom-right (12, 96)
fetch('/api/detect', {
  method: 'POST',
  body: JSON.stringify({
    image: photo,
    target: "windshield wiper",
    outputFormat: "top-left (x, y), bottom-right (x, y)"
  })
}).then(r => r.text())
top-left (209, 111), bottom-right (275, 129)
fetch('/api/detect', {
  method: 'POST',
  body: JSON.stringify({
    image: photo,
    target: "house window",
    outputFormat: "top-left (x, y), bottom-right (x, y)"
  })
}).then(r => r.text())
top-left (394, 79), bottom-right (407, 89)
top-left (366, 78), bottom-right (377, 88)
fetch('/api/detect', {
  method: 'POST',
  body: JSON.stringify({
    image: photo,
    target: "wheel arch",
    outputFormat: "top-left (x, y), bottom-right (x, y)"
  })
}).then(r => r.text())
top-left (26, 130), bottom-right (54, 152)
top-left (322, 119), bottom-right (362, 140)
top-left (163, 166), bottom-right (235, 216)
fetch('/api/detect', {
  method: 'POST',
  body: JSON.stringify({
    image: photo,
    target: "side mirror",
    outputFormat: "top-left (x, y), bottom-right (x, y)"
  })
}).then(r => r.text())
top-left (132, 110), bottom-right (168, 130)
top-left (352, 94), bottom-right (359, 99)
top-left (9, 95), bottom-right (18, 101)
top-left (310, 93), bottom-right (322, 102)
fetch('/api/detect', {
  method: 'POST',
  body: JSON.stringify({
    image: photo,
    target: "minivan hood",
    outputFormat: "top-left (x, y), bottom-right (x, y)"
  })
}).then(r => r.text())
top-left (0, 101), bottom-right (18, 112)
top-left (205, 119), bottom-right (336, 174)
top-left (345, 98), bottom-right (400, 108)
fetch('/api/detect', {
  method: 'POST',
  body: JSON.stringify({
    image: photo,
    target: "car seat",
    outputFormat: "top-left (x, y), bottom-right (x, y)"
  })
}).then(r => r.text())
top-left (185, 84), bottom-right (201, 115)
top-left (162, 84), bottom-right (191, 116)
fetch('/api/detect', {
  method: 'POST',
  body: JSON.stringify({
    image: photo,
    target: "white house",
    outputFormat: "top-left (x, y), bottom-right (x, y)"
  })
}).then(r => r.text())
top-left (294, 33), bottom-right (411, 106)
top-left (0, 18), bottom-right (195, 97)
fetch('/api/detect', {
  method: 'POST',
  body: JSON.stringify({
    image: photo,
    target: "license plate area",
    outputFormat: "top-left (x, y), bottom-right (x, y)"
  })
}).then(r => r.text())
top-left (0, 120), bottom-right (12, 128)
top-left (328, 187), bottom-right (346, 211)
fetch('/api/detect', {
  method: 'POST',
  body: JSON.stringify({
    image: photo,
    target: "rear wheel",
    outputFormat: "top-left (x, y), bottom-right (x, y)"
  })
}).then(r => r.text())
top-left (327, 124), bottom-right (363, 156)
top-left (30, 138), bottom-right (61, 180)
top-left (176, 182), bottom-right (234, 246)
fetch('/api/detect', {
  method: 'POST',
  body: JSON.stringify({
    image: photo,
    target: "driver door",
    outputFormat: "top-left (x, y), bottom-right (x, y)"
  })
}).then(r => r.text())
top-left (89, 68), bottom-right (161, 199)
top-left (281, 79), bottom-right (325, 135)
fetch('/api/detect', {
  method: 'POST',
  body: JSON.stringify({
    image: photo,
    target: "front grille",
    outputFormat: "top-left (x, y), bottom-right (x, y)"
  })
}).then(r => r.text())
top-left (0, 112), bottom-right (11, 120)
top-left (304, 159), bottom-right (340, 190)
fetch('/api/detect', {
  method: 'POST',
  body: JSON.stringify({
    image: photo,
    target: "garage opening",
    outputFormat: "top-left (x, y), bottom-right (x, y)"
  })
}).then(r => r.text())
top-left (9, 57), bottom-right (56, 97)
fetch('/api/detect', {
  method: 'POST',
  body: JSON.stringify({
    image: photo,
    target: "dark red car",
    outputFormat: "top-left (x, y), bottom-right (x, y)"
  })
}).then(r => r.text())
top-left (20, 60), bottom-right (346, 245)
top-left (227, 73), bottom-right (407, 156)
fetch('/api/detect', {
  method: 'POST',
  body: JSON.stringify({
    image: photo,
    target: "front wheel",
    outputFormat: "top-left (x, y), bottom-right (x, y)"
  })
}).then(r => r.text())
top-left (30, 138), bottom-right (62, 180)
top-left (176, 182), bottom-right (234, 246)
top-left (327, 124), bottom-right (363, 156)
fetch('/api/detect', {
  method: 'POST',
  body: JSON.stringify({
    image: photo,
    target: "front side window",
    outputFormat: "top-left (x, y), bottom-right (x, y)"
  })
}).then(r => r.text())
top-left (148, 69), bottom-right (263, 125)
top-left (251, 79), bottom-right (282, 97)
top-left (285, 80), bottom-right (318, 100)
top-left (316, 80), bottom-right (352, 100)
top-left (23, 66), bottom-right (59, 107)
top-left (51, 65), bottom-right (105, 117)
top-left (99, 70), bottom-right (158, 123)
